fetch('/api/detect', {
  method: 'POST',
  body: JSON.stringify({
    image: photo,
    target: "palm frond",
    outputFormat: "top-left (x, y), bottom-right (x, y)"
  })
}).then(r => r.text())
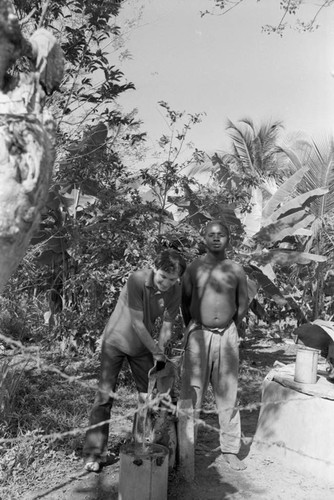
top-left (226, 119), bottom-right (256, 176)
top-left (297, 136), bottom-right (334, 217)
top-left (258, 121), bottom-right (284, 154)
top-left (238, 117), bottom-right (255, 132)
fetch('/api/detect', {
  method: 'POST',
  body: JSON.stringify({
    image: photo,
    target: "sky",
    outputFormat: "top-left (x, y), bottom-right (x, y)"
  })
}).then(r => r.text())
top-left (115, 0), bottom-right (334, 156)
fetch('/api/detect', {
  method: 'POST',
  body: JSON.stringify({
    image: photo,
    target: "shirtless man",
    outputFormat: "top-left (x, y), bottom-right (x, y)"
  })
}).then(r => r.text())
top-left (180, 221), bottom-right (248, 470)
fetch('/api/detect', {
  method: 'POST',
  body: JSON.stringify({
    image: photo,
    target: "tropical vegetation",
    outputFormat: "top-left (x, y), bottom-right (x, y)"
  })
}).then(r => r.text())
top-left (1, 1), bottom-right (334, 497)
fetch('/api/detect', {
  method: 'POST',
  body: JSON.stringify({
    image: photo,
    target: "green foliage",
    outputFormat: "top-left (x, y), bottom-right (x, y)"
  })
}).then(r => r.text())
top-left (0, 296), bottom-right (48, 344)
top-left (0, 310), bottom-right (29, 345)
top-left (139, 102), bottom-right (206, 234)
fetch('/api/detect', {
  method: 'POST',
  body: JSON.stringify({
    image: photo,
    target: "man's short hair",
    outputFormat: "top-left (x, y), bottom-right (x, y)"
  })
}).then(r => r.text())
top-left (204, 220), bottom-right (230, 238)
top-left (154, 249), bottom-right (187, 277)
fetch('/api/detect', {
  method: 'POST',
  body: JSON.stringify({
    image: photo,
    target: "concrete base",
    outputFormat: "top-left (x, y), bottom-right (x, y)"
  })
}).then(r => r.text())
top-left (253, 365), bottom-right (334, 484)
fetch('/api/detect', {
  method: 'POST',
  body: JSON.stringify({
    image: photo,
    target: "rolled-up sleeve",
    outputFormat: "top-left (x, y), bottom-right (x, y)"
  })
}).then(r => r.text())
top-left (127, 273), bottom-right (144, 311)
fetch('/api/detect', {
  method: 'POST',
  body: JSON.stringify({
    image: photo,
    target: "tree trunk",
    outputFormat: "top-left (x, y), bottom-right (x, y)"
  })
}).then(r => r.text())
top-left (0, 1), bottom-right (64, 292)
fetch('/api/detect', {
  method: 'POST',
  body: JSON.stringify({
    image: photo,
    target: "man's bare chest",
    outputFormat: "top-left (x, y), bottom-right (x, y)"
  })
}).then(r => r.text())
top-left (195, 265), bottom-right (237, 294)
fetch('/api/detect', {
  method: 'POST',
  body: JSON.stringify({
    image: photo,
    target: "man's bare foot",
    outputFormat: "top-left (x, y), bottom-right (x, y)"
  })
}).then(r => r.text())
top-left (222, 453), bottom-right (247, 470)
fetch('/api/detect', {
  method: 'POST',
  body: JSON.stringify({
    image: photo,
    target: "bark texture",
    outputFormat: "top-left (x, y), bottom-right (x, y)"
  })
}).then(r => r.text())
top-left (0, 1), bottom-right (64, 292)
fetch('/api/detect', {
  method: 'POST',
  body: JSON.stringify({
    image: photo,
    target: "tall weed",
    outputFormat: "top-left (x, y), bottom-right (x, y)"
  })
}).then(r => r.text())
top-left (0, 357), bottom-right (26, 432)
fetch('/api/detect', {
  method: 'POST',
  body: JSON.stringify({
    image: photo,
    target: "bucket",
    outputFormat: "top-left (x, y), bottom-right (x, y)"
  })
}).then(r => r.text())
top-left (118, 442), bottom-right (169, 500)
top-left (294, 346), bottom-right (320, 384)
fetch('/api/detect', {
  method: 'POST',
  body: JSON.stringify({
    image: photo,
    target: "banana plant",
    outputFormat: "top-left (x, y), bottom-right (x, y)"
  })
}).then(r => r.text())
top-left (283, 136), bottom-right (334, 317)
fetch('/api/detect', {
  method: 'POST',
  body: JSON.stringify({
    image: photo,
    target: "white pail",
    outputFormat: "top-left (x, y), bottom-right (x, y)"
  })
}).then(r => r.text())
top-left (294, 346), bottom-right (320, 384)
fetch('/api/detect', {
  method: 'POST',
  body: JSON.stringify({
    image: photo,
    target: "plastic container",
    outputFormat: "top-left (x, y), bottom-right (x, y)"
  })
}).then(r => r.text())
top-left (118, 443), bottom-right (169, 500)
top-left (294, 346), bottom-right (320, 384)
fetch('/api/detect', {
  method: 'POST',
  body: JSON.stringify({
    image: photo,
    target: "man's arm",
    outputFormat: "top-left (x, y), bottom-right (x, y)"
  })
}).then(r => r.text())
top-left (130, 308), bottom-right (165, 360)
top-left (233, 266), bottom-right (249, 327)
top-left (181, 267), bottom-right (193, 327)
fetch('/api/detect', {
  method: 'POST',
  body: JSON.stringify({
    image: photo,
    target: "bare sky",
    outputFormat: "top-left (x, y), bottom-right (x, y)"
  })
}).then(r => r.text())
top-left (116, 0), bottom-right (334, 155)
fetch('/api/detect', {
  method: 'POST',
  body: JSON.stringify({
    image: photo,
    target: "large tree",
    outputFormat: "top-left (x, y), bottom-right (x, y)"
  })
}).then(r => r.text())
top-left (0, 1), bottom-right (64, 292)
top-left (0, 1), bottom-right (150, 341)
top-left (0, 0), bottom-right (135, 296)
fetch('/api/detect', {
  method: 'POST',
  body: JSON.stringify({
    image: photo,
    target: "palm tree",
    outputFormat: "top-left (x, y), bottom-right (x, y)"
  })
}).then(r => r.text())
top-left (186, 118), bottom-right (289, 229)
top-left (212, 118), bottom-right (295, 238)
top-left (222, 118), bottom-right (285, 181)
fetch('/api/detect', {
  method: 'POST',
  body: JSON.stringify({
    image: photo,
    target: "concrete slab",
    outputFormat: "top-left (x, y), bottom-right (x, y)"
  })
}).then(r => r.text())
top-left (253, 364), bottom-right (334, 483)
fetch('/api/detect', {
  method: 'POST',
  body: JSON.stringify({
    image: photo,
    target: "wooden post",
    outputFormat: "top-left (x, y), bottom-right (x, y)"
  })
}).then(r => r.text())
top-left (176, 399), bottom-right (194, 481)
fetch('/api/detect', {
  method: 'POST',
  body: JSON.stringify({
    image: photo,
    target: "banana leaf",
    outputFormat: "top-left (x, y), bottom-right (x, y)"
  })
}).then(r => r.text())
top-left (249, 248), bottom-right (327, 266)
top-left (262, 166), bottom-right (308, 219)
top-left (265, 187), bottom-right (329, 224)
top-left (242, 187), bottom-right (263, 237)
top-left (243, 263), bottom-right (287, 304)
top-left (254, 212), bottom-right (315, 243)
top-left (246, 278), bottom-right (258, 303)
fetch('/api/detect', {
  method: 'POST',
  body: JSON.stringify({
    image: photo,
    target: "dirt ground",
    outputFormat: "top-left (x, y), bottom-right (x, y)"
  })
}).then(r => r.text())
top-left (21, 327), bottom-right (334, 500)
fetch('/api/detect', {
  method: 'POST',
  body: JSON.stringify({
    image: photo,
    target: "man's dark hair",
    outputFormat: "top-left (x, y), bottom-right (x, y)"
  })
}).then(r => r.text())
top-left (154, 249), bottom-right (187, 277)
top-left (204, 220), bottom-right (230, 238)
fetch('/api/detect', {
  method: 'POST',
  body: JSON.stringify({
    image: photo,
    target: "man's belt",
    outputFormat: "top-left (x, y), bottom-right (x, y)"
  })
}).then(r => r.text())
top-left (189, 320), bottom-right (233, 334)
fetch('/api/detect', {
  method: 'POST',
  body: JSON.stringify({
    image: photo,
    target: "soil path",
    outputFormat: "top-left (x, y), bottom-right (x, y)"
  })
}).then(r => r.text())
top-left (25, 328), bottom-right (334, 500)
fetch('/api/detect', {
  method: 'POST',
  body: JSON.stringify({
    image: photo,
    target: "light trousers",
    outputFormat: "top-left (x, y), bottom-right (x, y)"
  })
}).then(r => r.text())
top-left (180, 321), bottom-right (241, 454)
